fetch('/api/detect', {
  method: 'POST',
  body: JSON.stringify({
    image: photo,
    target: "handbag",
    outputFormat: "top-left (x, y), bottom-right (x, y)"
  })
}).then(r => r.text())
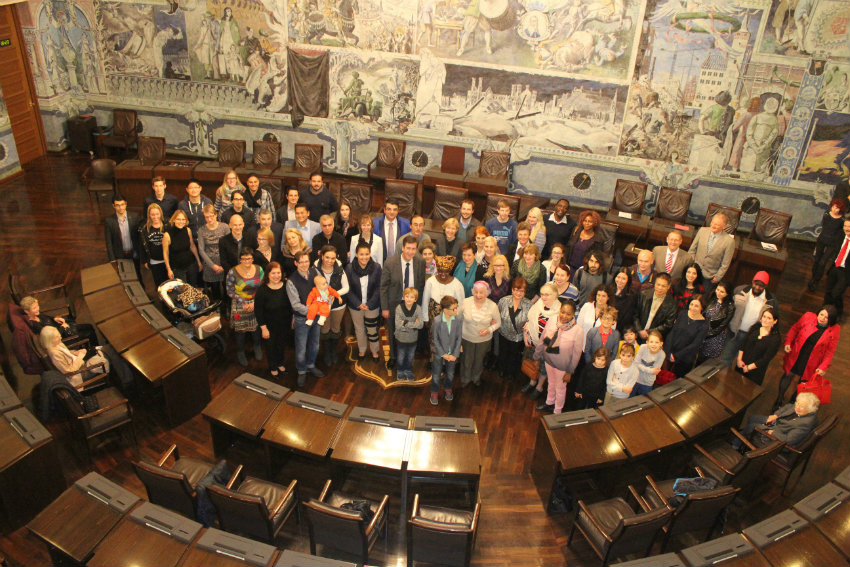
top-left (798, 375), bottom-right (831, 405)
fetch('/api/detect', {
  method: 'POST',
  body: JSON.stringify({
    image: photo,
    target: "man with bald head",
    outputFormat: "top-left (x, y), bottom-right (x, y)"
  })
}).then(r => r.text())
top-left (652, 230), bottom-right (693, 281)
top-left (218, 213), bottom-right (246, 274)
top-left (689, 212), bottom-right (736, 296)
top-left (628, 248), bottom-right (657, 293)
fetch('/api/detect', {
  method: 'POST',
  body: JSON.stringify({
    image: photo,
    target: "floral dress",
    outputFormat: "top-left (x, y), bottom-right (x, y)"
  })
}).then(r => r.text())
top-left (226, 265), bottom-right (264, 332)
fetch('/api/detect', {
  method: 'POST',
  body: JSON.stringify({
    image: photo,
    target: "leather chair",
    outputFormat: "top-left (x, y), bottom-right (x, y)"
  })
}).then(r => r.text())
top-left (747, 208), bottom-right (792, 249)
top-left (32, 333), bottom-right (108, 395)
top-left (83, 158), bottom-right (116, 210)
top-left (430, 185), bottom-right (468, 221)
top-left (54, 385), bottom-right (135, 464)
top-left (407, 494), bottom-right (480, 567)
top-left (7, 302), bottom-right (48, 375)
top-left (692, 428), bottom-right (784, 491)
top-left (606, 179), bottom-right (649, 240)
top-left (238, 141), bottom-right (282, 178)
top-left (518, 196), bottom-right (553, 221)
top-left (567, 486), bottom-right (673, 566)
top-left (597, 220), bottom-right (619, 256)
top-left (642, 470), bottom-right (739, 551)
top-left (278, 143), bottom-right (323, 187)
top-left (705, 203), bottom-right (742, 234)
top-left (339, 181), bottom-right (374, 219)
top-left (753, 414), bottom-right (838, 495)
top-left (647, 187), bottom-right (693, 245)
top-left (368, 138), bottom-right (406, 184)
top-left (132, 444), bottom-right (216, 520)
top-left (114, 136), bottom-right (166, 182)
top-left (194, 139), bottom-right (247, 183)
top-left (384, 178), bottom-right (421, 219)
top-left (423, 145), bottom-right (467, 189)
top-left (485, 193), bottom-right (520, 221)
top-left (207, 464), bottom-right (298, 543)
top-left (99, 109), bottom-right (138, 156)
top-left (303, 479), bottom-right (389, 564)
top-left (465, 151), bottom-right (510, 197)
top-left (9, 273), bottom-right (76, 320)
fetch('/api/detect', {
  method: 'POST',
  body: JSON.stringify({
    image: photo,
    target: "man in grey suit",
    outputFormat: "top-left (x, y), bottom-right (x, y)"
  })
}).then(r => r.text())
top-left (104, 194), bottom-right (141, 277)
top-left (688, 213), bottom-right (736, 295)
top-left (741, 392), bottom-right (819, 447)
top-left (652, 230), bottom-right (694, 281)
top-left (380, 235), bottom-right (426, 369)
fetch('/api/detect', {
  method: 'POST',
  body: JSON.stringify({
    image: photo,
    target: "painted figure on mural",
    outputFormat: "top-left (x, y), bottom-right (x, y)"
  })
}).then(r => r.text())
top-left (726, 96), bottom-right (760, 171)
top-left (457, 0), bottom-right (493, 57)
top-left (338, 0), bottom-right (359, 46)
top-left (691, 90), bottom-right (734, 172)
top-left (195, 12), bottom-right (220, 80)
top-left (740, 96), bottom-right (780, 174)
top-left (216, 7), bottom-right (241, 81)
top-left (153, 26), bottom-right (183, 78)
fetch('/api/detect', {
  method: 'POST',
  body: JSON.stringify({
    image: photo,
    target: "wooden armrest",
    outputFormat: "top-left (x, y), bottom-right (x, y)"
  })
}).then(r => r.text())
top-left (366, 494), bottom-right (389, 535)
top-left (28, 283), bottom-right (69, 296)
top-left (628, 485), bottom-right (652, 513)
top-left (754, 427), bottom-right (800, 453)
top-left (576, 500), bottom-right (614, 543)
top-left (157, 444), bottom-right (178, 466)
top-left (693, 443), bottom-right (735, 475)
top-left (79, 397), bottom-right (129, 419)
top-left (76, 372), bottom-right (109, 390)
top-left (470, 499), bottom-right (481, 534)
top-left (731, 428), bottom-right (756, 451)
top-left (82, 166), bottom-right (92, 182)
top-left (644, 475), bottom-right (671, 509)
top-left (411, 493), bottom-right (420, 518)
top-left (226, 464), bottom-right (244, 490)
top-left (268, 479), bottom-right (297, 518)
top-left (317, 479), bottom-right (332, 502)
top-left (694, 466), bottom-right (707, 478)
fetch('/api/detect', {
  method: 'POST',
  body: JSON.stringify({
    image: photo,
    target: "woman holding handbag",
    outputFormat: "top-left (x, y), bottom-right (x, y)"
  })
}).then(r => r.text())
top-left (775, 305), bottom-right (840, 408)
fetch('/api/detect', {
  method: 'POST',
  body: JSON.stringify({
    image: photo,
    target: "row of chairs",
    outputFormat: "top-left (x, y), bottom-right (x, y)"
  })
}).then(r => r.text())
top-left (133, 444), bottom-right (480, 566)
top-left (568, 418), bottom-right (838, 566)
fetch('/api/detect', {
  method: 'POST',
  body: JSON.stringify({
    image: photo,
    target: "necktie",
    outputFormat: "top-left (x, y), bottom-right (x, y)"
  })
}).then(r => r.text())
top-left (404, 261), bottom-right (410, 289)
top-left (387, 221), bottom-right (395, 257)
top-left (665, 251), bottom-right (673, 274)
top-left (837, 237), bottom-right (850, 268)
top-left (707, 233), bottom-right (716, 253)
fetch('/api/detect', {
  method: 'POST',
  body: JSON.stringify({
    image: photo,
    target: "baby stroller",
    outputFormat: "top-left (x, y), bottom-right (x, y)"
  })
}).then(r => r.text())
top-left (157, 279), bottom-right (226, 351)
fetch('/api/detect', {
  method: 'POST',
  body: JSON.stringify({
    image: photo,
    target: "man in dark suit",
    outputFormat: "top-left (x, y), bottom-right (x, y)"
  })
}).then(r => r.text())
top-left (634, 273), bottom-right (678, 340)
top-left (311, 214), bottom-right (348, 265)
top-left (218, 214), bottom-right (246, 274)
top-left (380, 235), bottom-right (425, 368)
top-left (104, 193), bottom-right (141, 276)
top-left (652, 230), bottom-right (693, 281)
top-left (373, 198), bottom-right (411, 260)
top-left (143, 176), bottom-right (179, 219)
top-left (246, 209), bottom-right (284, 251)
top-left (742, 392), bottom-right (819, 447)
top-left (543, 199), bottom-right (576, 258)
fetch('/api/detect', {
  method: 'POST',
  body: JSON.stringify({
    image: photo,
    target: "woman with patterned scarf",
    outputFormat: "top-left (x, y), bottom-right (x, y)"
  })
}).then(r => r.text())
top-left (511, 243), bottom-right (545, 300)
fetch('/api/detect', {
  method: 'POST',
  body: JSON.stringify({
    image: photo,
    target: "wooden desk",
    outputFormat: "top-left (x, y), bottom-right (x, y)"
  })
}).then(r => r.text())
top-left (649, 380), bottom-right (732, 438)
top-left (330, 420), bottom-right (409, 473)
top-left (404, 428), bottom-right (481, 507)
top-left (177, 528), bottom-right (278, 567)
top-left (646, 218), bottom-right (695, 248)
top-left (0, 409), bottom-right (65, 528)
top-left (87, 514), bottom-right (197, 567)
top-left (748, 522), bottom-right (848, 567)
top-left (733, 240), bottom-right (788, 293)
top-left (601, 402), bottom-right (685, 458)
top-left (681, 533), bottom-right (772, 567)
top-left (123, 333), bottom-right (210, 425)
top-left (202, 378), bottom-right (287, 457)
top-left (261, 401), bottom-right (346, 459)
top-left (688, 367), bottom-right (763, 416)
top-left (85, 285), bottom-right (134, 323)
top-left (98, 308), bottom-right (157, 353)
top-left (27, 475), bottom-right (140, 565)
top-left (81, 263), bottom-right (120, 295)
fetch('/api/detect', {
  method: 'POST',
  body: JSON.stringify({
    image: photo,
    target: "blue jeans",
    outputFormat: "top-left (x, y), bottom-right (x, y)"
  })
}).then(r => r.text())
top-left (431, 356), bottom-right (457, 392)
top-left (294, 314), bottom-right (321, 372)
top-left (720, 330), bottom-right (747, 367)
top-left (397, 342), bottom-right (416, 375)
top-left (630, 383), bottom-right (653, 397)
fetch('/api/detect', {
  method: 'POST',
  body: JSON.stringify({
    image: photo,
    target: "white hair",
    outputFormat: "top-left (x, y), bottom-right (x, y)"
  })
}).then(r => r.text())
top-left (796, 392), bottom-right (820, 413)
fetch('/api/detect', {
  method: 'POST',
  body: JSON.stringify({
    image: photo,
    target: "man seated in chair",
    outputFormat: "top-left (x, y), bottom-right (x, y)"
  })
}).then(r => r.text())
top-left (20, 296), bottom-right (99, 347)
top-left (741, 392), bottom-right (819, 448)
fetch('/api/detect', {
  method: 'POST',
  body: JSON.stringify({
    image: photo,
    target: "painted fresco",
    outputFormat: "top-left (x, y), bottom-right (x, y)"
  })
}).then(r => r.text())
top-left (759, 0), bottom-right (849, 59)
top-left (416, 61), bottom-right (627, 155)
top-left (798, 109), bottom-right (850, 184)
top-left (37, 0), bottom-right (105, 94)
top-left (816, 62), bottom-right (849, 113)
top-left (330, 50), bottom-right (420, 132)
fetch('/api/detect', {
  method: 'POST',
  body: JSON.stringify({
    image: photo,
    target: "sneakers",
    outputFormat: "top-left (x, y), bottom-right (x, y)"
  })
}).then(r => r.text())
top-left (445, 389), bottom-right (454, 401)
top-left (297, 372), bottom-right (306, 387)
top-left (430, 393), bottom-right (439, 405)
top-left (308, 366), bottom-right (325, 378)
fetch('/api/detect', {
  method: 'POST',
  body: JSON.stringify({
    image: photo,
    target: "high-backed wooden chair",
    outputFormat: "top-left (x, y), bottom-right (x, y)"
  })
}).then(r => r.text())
top-left (485, 193), bottom-right (520, 221)
top-left (83, 158), bottom-right (117, 210)
top-left (339, 181), bottom-right (374, 219)
top-left (54, 385), bottom-right (135, 464)
top-left (132, 444), bottom-right (216, 520)
top-left (278, 143), bottom-right (324, 186)
top-left (384, 179), bottom-right (421, 219)
top-left (368, 138), bottom-right (406, 184)
top-left (99, 109), bottom-right (138, 156)
top-left (705, 203), bottom-right (742, 234)
top-left (747, 208), bottom-right (792, 250)
top-left (114, 136), bottom-right (166, 181)
top-left (647, 187), bottom-right (693, 245)
top-left (430, 185), bottom-right (468, 221)
top-left (207, 464), bottom-right (298, 543)
top-left (465, 151), bottom-right (510, 196)
top-left (194, 139), bottom-right (247, 182)
top-left (606, 179), bottom-right (649, 240)
top-left (303, 479), bottom-right (389, 564)
top-left (238, 141), bottom-right (282, 178)
top-left (692, 428), bottom-right (784, 492)
top-left (423, 145), bottom-right (467, 189)
top-left (407, 494), bottom-right (480, 567)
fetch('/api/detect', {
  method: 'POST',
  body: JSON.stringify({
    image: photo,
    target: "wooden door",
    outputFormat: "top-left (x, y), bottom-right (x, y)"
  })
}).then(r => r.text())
top-left (0, 5), bottom-right (46, 165)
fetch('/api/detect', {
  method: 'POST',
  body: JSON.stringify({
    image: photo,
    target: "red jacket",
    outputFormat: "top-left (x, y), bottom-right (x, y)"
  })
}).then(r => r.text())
top-left (782, 312), bottom-right (840, 381)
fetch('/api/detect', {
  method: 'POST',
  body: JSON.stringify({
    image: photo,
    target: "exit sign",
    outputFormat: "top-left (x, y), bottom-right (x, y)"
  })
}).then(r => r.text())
top-left (0, 39), bottom-right (10, 47)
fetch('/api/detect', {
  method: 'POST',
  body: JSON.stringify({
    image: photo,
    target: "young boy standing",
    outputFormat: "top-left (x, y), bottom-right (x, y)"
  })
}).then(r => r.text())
top-left (394, 287), bottom-right (423, 381)
top-left (430, 295), bottom-right (463, 405)
top-left (484, 200), bottom-right (518, 255)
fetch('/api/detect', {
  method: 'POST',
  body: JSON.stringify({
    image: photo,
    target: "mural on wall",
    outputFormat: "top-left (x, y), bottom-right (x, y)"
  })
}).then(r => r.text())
top-left (38, 0), bottom-right (105, 94)
top-left (415, 60), bottom-right (627, 154)
top-left (98, 1), bottom-right (189, 79)
top-left (798, 109), bottom-right (850, 184)
top-left (618, 3), bottom-right (764, 168)
top-left (330, 50), bottom-right (419, 132)
top-left (760, 0), bottom-right (849, 59)
top-left (816, 62), bottom-right (849, 113)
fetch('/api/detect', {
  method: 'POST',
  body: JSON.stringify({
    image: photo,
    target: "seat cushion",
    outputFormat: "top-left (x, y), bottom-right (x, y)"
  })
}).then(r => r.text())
top-left (417, 505), bottom-right (473, 528)
top-left (694, 441), bottom-right (743, 482)
top-left (643, 479), bottom-right (675, 510)
top-left (86, 387), bottom-right (131, 434)
top-left (172, 457), bottom-right (214, 489)
top-left (239, 476), bottom-right (295, 526)
top-left (578, 497), bottom-right (633, 551)
top-left (327, 491), bottom-right (382, 515)
top-left (369, 165), bottom-right (397, 179)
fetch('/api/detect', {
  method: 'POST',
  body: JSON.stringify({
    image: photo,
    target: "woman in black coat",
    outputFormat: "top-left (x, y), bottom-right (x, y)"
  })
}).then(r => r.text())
top-left (666, 296), bottom-right (710, 376)
top-left (254, 261), bottom-right (292, 377)
top-left (736, 307), bottom-right (782, 385)
top-left (611, 267), bottom-right (637, 331)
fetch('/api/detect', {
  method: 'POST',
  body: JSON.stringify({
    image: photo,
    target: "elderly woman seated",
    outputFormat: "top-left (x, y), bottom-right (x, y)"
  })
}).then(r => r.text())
top-left (20, 296), bottom-right (98, 346)
top-left (39, 326), bottom-right (109, 388)
top-left (741, 392), bottom-right (820, 448)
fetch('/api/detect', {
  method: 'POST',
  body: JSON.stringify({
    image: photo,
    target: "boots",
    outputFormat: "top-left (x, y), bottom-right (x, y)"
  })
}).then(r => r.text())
top-left (321, 335), bottom-right (336, 367)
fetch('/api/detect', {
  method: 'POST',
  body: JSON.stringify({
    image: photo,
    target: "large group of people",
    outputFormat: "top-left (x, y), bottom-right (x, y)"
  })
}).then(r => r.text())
top-left (101, 172), bottom-right (845, 417)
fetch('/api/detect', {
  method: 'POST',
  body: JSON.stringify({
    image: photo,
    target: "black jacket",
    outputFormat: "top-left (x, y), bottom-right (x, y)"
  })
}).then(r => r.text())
top-left (634, 289), bottom-right (679, 338)
top-left (104, 212), bottom-right (141, 260)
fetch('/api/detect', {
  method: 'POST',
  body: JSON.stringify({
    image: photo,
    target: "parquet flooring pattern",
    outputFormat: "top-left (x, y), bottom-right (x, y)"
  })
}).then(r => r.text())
top-left (0, 153), bottom-right (847, 566)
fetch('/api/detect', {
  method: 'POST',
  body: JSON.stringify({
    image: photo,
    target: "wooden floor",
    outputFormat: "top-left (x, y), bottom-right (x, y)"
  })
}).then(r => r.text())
top-left (0, 153), bottom-right (847, 566)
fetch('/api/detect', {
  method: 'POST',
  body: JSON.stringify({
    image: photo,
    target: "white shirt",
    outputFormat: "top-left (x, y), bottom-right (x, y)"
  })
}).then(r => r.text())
top-left (740, 290), bottom-right (767, 333)
top-left (548, 213), bottom-right (568, 224)
top-left (401, 257), bottom-right (415, 292)
top-left (359, 275), bottom-right (369, 306)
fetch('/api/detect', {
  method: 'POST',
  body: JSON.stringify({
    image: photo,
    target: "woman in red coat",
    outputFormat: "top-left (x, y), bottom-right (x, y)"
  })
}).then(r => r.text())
top-left (775, 305), bottom-right (840, 408)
